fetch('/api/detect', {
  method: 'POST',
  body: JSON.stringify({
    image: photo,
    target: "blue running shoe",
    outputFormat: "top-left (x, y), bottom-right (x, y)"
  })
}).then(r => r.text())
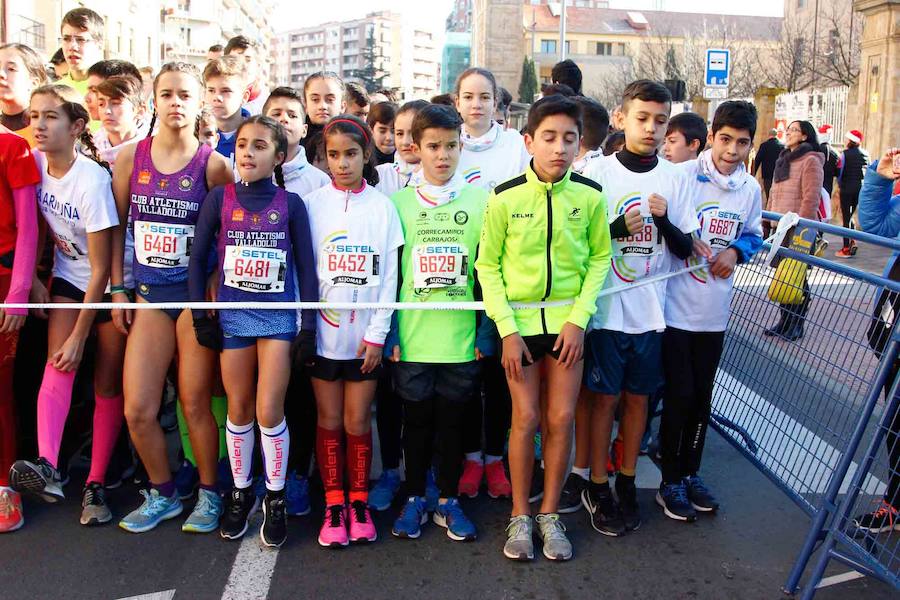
top-left (433, 498), bottom-right (477, 541)
top-left (392, 496), bottom-right (427, 539)
top-left (285, 471), bottom-right (311, 516)
top-left (216, 457), bottom-right (233, 496)
top-left (369, 469), bottom-right (401, 511)
top-left (425, 468), bottom-right (439, 512)
top-left (656, 481), bottom-right (697, 522)
top-left (182, 488), bottom-right (223, 533)
top-left (119, 489), bottom-right (183, 533)
top-left (174, 460), bottom-right (198, 500)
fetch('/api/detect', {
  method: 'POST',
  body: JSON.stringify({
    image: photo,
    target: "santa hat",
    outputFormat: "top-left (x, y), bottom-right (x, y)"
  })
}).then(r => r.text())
top-left (818, 124), bottom-right (832, 134)
top-left (818, 124), bottom-right (833, 143)
top-left (846, 129), bottom-right (863, 144)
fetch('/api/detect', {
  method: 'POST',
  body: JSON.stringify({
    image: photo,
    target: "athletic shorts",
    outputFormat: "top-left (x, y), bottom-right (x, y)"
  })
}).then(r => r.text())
top-left (49, 277), bottom-right (114, 324)
top-left (392, 361), bottom-right (480, 404)
top-left (222, 331), bottom-right (295, 350)
top-left (308, 355), bottom-right (382, 382)
top-left (584, 329), bottom-right (663, 395)
top-left (517, 334), bottom-right (561, 365)
top-left (135, 281), bottom-right (188, 322)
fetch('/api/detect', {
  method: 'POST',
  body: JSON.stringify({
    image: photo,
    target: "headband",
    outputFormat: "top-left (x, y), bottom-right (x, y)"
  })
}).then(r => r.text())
top-left (324, 118), bottom-right (370, 144)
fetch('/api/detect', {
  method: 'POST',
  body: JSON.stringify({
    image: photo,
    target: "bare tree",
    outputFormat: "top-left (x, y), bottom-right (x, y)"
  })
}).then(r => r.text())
top-left (758, 15), bottom-right (809, 92)
top-left (806, 4), bottom-right (863, 88)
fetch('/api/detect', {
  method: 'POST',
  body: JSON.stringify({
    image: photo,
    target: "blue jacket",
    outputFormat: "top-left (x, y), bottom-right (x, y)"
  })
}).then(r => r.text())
top-left (858, 161), bottom-right (900, 277)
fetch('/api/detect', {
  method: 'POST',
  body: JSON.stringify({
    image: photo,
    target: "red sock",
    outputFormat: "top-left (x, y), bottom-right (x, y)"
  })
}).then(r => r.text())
top-left (316, 426), bottom-right (344, 506)
top-left (346, 431), bottom-right (372, 504)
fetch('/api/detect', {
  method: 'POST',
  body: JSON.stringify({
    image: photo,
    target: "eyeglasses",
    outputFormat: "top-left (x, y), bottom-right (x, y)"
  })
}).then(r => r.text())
top-left (786, 126), bottom-right (802, 133)
top-left (59, 35), bottom-right (97, 47)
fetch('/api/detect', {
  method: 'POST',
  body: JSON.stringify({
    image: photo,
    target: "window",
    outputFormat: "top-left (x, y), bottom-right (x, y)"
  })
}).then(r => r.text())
top-left (540, 39), bottom-right (557, 54)
top-left (565, 40), bottom-right (572, 54)
top-left (596, 42), bottom-right (612, 56)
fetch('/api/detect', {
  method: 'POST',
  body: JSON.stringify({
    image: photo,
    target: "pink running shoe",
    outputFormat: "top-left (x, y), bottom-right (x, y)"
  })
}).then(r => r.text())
top-left (348, 500), bottom-right (377, 543)
top-left (318, 503), bottom-right (349, 548)
top-left (458, 460), bottom-right (483, 498)
top-left (485, 460), bottom-right (512, 498)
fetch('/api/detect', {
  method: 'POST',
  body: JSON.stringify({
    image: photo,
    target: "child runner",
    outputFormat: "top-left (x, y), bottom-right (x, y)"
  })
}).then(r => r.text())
top-left (224, 35), bottom-right (268, 116)
top-left (477, 94), bottom-right (611, 562)
top-left (375, 100), bottom-right (427, 197)
top-left (0, 131), bottom-right (39, 533)
top-left (94, 75), bottom-right (149, 167)
top-left (659, 100), bottom-right (762, 521)
top-left (301, 71), bottom-right (345, 170)
top-left (197, 107), bottom-right (219, 149)
top-left (387, 104), bottom-right (488, 541)
top-left (188, 115), bottom-right (317, 547)
top-left (580, 80), bottom-right (699, 537)
top-left (345, 82), bottom-right (370, 120)
top-left (304, 115), bottom-right (402, 547)
top-left (8, 85), bottom-right (125, 527)
top-left (204, 56), bottom-right (251, 171)
top-left (0, 43), bottom-right (49, 146)
top-left (263, 87), bottom-right (330, 198)
top-left (84, 60), bottom-right (143, 132)
top-left (663, 112), bottom-right (707, 165)
top-left (366, 101), bottom-right (396, 166)
top-left (56, 8), bottom-right (105, 100)
top-left (112, 62), bottom-right (233, 534)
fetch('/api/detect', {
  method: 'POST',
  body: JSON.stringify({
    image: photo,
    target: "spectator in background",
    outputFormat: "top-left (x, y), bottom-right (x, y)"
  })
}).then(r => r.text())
top-left (602, 130), bottom-right (625, 156)
top-left (541, 83), bottom-right (575, 97)
top-left (430, 94), bottom-right (455, 107)
top-left (345, 82), bottom-right (370, 119)
top-left (551, 58), bottom-right (582, 95)
top-left (752, 128), bottom-right (784, 237)
top-left (139, 66), bottom-right (154, 110)
top-left (224, 35), bottom-right (267, 115)
top-left (835, 129), bottom-right (870, 258)
top-left (50, 48), bottom-right (67, 80)
top-left (494, 87), bottom-right (512, 129)
top-left (818, 124), bottom-right (839, 197)
top-left (207, 44), bottom-right (224, 61)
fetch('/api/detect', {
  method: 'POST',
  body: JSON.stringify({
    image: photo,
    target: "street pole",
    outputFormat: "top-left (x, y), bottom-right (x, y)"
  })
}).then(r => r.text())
top-left (559, 0), bottom-right (567, 61)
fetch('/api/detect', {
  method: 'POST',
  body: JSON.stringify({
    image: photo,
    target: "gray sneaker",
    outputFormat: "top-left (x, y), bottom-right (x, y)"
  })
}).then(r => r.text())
top-left (182, 488), bottom-right (223, 533)
top-left (535, 513), bottom-right (573, 561)
top-left (80, 482), bottom-right (111, 526)
top-left (503, 515), bottom-right (534, 561)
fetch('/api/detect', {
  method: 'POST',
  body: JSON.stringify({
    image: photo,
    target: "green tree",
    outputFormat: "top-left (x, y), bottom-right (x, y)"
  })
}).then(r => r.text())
top-left (347, 29), bottom-right (386, 92)
top-left (518, 56), bottom-right (538, 103)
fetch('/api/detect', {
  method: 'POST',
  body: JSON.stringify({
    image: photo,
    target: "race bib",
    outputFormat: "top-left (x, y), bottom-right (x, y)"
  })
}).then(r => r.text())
top-left (412, 243), bottom-right (468, 288)
top-left (320, 243), bottom-right (379, 287)
top-left (612, 217), bottom-right (661, 257)
top-left (134, 220), bottom-right (193, 268)
top-left (701, 209), bottom-right (742, 251)
top-left (52, 231), bottom-right (84, 260)
top-left (223, 245), bottom-right (287, 293)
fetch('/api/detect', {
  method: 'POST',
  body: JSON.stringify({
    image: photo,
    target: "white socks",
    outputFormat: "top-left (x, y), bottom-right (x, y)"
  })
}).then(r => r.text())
top-left (260, 419), bottom-right (290, 492)
top-left (465, 452), bottom-right (483, 464)
top-left (226, 418), bottom-right (254, 489)
top-left (485, 454), bottom-right (503, 465)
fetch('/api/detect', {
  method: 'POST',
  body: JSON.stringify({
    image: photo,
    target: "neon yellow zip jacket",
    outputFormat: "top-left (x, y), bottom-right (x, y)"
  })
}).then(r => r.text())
top-left (475, 163), bottom-right (612, 338)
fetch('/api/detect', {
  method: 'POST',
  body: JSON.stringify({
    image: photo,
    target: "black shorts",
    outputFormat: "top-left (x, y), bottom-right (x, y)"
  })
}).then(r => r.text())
top-left (308, 356), bottom-right (383, 382)
top-left (49, 277), bottom-right (114, 324)
top-left (520, 334), bottom-right (561, 365)
top-left (392, 361), bottom-right (480, 404)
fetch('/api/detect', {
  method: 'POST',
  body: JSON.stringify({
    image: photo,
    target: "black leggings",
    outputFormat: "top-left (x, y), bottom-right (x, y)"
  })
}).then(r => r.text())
top-left (660, 328), bottom-right (725, 484)
top-left (403, 396), bottom-right (466, 498)
top-left (285, 357), bottom-right (317, 477)
top-left (462, 356), bottom-right (511, 457)
top-left (840, 184), bottom-right (861, 248)
top-left (375, 370), bottom-right (403, 471)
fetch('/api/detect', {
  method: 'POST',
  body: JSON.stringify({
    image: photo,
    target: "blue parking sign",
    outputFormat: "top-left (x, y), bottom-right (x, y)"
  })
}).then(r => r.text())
top-left (705, 49), bottom-right (730, 87)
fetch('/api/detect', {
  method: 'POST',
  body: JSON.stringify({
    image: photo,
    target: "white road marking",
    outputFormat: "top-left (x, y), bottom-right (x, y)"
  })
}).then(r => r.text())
top-left (116, 590), bottom-right (176, 600)
top-left (221, 514), bottom-right (279, 600)
top-left (815, 570), bottom-right (866, 589)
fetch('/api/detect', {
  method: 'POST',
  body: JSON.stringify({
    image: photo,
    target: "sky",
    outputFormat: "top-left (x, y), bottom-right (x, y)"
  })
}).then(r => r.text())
top-left (272, 0), bottom-right (784, 34)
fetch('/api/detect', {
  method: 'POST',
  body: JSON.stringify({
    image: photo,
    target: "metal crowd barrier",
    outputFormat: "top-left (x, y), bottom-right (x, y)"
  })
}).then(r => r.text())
top-left (710, 211), bottom-right (900, 596)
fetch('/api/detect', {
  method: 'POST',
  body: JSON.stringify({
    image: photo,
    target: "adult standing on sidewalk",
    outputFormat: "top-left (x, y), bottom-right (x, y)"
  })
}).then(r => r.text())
top-left (835, 130), bottom-right (870, 257)
top-left (752, 129), bottom-right (783, 238)
top-left (763, 120), bottom-right (824, 341)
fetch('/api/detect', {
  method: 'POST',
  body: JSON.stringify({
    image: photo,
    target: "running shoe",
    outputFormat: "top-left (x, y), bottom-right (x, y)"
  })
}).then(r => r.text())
top-left (685, 475), bottom-right (719, 513)
top-left (616, 475), bottom-right (641, 531)
top-left (285, 471), bottom-right (311, 516)
top-left (425, 468), bottom-right (439, 512)
top-left (0, 488), bottom-right (24, 533)
top-left (458, 460), bottom-right (483, 498)
top-left (392, 496), bottom-right (427, 539)
top-left (581, 481), bottom-right (626, 537)
top-left (80, 482), bottom-right (112, 526)
top-left (174, 460), bottom-right (199, 500)
top-left (220, 487), bottom-right (259, 540)
top-left (485, 460), bottom-right (511, 499)
top-left (503, 514), bottom-right (534, 561)
top-left (528, 462), bottom-right (544, 503)
top-left (535, 513), bottom-right (572, 561)
top-left (835, 247), bottom-right (852, 259)
top-left (853, 499), bottom-right (900, 534)
top-left (182, 488), bottom-right (223, 533)
top-left (119, 489), bottom-right (183, 533)
top-left (433, 498), bottom-right (477, 541)
top-left (368, 469), bottom-right (401, 511)
top-left (318, 503), bottom-right (349, 548)
top-left (261, 491), bottom-right (287, 548)
top-left (10, 458), bottom-right (65, 503)
top-left (558, 473), bottom-right (586, 514)
top-left (348, 499), bottom-right (377, 543)
top-left (656, 481), bottom-right (697, 522)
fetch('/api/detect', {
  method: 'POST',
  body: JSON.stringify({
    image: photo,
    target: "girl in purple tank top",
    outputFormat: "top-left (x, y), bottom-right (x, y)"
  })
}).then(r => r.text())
top-left (109, 62), bottom-right (234, 535)
top-left (188, 116), bottom-right (317, 547)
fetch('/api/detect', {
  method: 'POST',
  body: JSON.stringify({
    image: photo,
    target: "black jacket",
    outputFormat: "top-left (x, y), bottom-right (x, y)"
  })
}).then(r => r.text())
top-left (820, 142), bottom-right (839, 195)
top-left (839, 146), bottom-right (869, 189)
top-left (753, 137), bottom-right (784, 182)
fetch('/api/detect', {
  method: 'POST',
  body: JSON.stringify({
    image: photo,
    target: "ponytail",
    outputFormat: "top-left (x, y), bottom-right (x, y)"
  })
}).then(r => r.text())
top-left (145, 110), bottom-right (157, 139)
top-left (79, 130), bottom-right (111, 174)
top-left (274, 164), bottom-right (285, 189)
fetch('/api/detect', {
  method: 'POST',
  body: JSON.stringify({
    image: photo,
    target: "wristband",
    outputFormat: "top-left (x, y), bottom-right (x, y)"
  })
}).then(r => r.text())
top-left (110, 285), bottom-right (127, 295)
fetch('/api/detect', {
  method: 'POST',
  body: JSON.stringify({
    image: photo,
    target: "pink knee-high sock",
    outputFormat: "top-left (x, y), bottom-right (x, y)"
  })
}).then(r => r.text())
top-left (36, 363), bottom-right (77, 468)
top-left (87, 393), bottom-right (124, 485)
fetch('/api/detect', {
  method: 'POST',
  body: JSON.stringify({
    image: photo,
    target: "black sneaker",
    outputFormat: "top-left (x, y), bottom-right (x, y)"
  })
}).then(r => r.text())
top-left (581, 481), bottom-right (626, 537)
top-left (10, 457), bottom-right (65, 503)
top-left (528, 462), bottom-right (544, 503)
top-left (221, 487), bottom-right (259, 540)
top-left (558, 473), bottom-right (586, 514)
top-left (80, 482), bottom-right (112, 526)
top-left (656, 481), bottom-right (697, 522)
top-left (685, 475), bottom-right (719, 513)
top-left (261, 491), bottom-right (287, 548)
top-left (615, 474), bottom-right (641, 531)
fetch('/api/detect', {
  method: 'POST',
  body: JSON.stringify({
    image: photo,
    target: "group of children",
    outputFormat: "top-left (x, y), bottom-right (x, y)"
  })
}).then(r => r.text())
top-left (0, 6), bottom-right (767, 560)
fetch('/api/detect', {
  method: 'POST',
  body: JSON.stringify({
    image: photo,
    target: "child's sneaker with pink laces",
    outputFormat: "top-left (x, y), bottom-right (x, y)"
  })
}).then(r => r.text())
top-left (348, 500), bottom-right (377, 543)
top-left (318, 504), bottom-right (349, 548)
top-left (485, 460), bottom-right (511, 498)
top-left (458, 460), bottom-right (483, 498)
